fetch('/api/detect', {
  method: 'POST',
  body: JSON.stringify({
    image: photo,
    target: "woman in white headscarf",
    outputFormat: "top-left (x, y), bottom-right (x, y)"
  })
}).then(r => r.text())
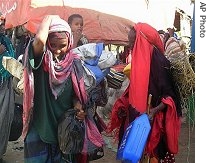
top-left (23, 15), bottom-right (88, 163)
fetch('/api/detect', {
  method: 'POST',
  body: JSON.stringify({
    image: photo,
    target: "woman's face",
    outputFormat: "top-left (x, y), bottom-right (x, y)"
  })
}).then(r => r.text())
top-left (128, 29), bottom-right (136, 50)
top-left (48, 37), bottom-right (69, 59)
top-left (70, 17), bottom-right (83, 33)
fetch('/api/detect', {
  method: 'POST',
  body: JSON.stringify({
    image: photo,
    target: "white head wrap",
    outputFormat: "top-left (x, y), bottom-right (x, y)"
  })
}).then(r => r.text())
top-left (49, 17), bottom-right (73, 47)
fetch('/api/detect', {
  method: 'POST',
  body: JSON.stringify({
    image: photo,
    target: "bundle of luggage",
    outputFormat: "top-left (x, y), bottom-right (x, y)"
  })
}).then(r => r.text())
top-left (165, 37), bottom-right (195, 110)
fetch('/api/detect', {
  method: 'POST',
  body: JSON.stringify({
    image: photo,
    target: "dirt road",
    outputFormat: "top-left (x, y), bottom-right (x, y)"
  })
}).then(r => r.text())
top-left (2, 123), bottom-right (194, 163)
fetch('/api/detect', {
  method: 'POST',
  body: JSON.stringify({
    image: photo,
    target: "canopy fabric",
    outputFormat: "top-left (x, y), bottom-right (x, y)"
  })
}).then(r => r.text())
top-left (0, 0), bottom-right (134, 45)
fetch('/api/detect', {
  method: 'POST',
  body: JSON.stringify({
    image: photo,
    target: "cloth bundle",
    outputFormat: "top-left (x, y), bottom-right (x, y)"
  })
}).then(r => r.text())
top-left (106, 64), bottom-right (127, 89)
top-left (58, 108), bottom-right (85, 154)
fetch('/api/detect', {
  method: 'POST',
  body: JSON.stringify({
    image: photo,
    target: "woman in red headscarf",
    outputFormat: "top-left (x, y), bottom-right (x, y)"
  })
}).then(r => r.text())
top-left (108, 23), bottom-right (182, 163)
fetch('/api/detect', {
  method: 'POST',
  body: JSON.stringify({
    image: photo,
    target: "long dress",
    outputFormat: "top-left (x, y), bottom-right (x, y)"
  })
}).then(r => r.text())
top-left (0, 78), bottom-right (15, 158)
top-left (0, 34), bottom-right (15, 159)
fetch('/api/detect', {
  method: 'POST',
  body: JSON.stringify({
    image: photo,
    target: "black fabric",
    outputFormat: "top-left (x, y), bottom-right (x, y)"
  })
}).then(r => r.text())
top-left (15, 35), bottom-right (30, 59)
top-left (118, 112), bottom-right (127, 148)
top-left (149, 47), bottom-right (182, 116)
top-left (89, 79), bottom-right (108, 107)
top-left (58, 108), bottom-right (85, 155)
top-left (155, 135), bottom-right (168, 159)
top-left (147, 47), bottom-right (182, 158)
top-left (87, 146), bottom-right (104, 161)
top-left (93, 113), bottom-right (107, 133)
top-left (9, 103), bottom-right (23, 141)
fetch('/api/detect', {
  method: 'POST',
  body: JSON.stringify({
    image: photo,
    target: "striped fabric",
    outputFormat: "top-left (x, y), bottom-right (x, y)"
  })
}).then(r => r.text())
top-left (106, 67), bottom-right (125, 89)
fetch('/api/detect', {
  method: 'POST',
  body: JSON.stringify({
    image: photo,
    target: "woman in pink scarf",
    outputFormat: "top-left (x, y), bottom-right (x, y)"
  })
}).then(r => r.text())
top-left (23, 15), bottom-right (89, 163)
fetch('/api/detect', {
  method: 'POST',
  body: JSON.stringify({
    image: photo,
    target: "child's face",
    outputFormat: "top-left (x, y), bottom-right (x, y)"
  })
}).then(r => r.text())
top-left (70, 17), bottom-right (83, 33)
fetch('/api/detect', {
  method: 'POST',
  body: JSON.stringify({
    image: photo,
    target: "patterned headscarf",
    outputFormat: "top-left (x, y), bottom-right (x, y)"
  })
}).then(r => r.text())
top-left (43, 17), bottom-right (77, 98)
top-left (48, 17), bottom-right (73, 49)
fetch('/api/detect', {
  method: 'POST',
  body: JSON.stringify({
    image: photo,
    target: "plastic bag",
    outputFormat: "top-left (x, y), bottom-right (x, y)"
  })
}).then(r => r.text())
top-left (58, 109), bottom-right (85, 154)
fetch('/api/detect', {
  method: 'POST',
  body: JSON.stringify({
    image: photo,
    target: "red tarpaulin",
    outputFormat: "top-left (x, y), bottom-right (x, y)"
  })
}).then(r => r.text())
top-left (0, 0), bottom-right (134, 45)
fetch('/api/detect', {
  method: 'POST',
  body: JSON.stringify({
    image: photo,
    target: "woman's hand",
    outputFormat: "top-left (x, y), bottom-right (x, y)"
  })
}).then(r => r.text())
top-left (74, 101), bottom-right (86, 120)
top-left (76, 110), bottom-right (86, 121)
top-left (148, 107), bottom-right (158, 121)
top-left (0, 44), bottom-right (6, 54)
top-left (33, 15), bottom-right (61, 56)
top-left (148, 102), bottom-right (166, 121)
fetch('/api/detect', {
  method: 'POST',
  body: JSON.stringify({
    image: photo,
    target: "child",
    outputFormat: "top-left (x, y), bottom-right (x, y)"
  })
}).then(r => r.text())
top-left (68, 14), bottom-right (89, 48)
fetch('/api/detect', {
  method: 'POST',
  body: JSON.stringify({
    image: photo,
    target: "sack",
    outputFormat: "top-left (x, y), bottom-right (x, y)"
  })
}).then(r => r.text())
top-left (58, 109), bottom-right (85, 154)
top-left (169, 52), bottom-right (195, 109)
top-left (9, 103), bottom-right (23, 141)
top-left (98, 50), bottom-right (117, 69)
top-left (106, 64), bottom-right (126, 89)
top-left (72, 43), bottom-right (100, 64)
top-left (90, 78), bottom-right (108, 107)
top-left (85, 63), bottom-right (104, 85)
top-left (123, 63), bottom-right (131, 79)
top-left (2, 56), bottom-right (24, 80)
top-left (82, 63), bottom-right (96, 93)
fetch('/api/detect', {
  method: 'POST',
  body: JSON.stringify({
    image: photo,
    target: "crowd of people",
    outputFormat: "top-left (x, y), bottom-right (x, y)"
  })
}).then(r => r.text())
top-left (0, 10), bottom-right (189, 163)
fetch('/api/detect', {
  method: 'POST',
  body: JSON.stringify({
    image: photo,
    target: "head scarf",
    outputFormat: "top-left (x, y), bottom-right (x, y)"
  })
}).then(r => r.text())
top-left (43, 17), bottom-right (78, 98)
top-left (48, 17), bottom-right (73, 49)
top-left (129, 22), bottom-right (164, 113)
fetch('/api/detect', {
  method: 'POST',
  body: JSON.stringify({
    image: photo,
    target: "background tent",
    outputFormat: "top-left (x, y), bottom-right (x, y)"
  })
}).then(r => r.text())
top-left (0, 0), bottom-right (134, 45)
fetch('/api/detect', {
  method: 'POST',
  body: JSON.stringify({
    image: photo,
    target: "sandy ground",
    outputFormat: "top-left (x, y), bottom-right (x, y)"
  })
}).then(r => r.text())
top-left (1, 122), bottom-right (194, 163)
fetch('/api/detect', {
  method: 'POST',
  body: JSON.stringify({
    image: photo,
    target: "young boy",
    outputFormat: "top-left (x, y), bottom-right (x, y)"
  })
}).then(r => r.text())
top-left (68, 14), bottom-right (89, 48)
